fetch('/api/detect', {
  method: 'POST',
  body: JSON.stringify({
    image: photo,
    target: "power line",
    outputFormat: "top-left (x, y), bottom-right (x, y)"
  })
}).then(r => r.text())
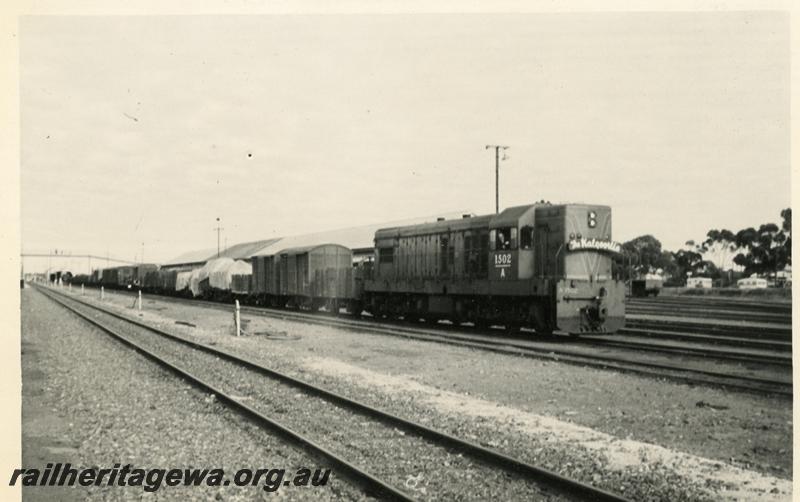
top-left (485, 145), bottom-right (509, 214)
top-left (214, 217), bottom-right (224, 258)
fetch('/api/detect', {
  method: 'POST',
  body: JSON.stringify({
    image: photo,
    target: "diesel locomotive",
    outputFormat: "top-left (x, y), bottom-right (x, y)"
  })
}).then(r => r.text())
top-left (364, 202), bottom-right (625, 334)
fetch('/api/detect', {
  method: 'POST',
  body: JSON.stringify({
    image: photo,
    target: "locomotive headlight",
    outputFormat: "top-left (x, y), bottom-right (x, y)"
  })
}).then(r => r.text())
top-left (588, 210), bottom-right (597, 228)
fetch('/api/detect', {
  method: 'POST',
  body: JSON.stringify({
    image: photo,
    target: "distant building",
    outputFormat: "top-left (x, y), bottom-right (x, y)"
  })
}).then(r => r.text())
top-left (686, 277), bottom-right (712, 289)
top-left (776, 266), bottom-right (792, 288)
top-left (737, 277), bottom-right (768, 289)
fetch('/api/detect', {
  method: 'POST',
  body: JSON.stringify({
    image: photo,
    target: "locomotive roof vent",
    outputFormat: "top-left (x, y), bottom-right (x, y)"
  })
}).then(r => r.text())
top-left (462, 214), bottom-right (471, 219)
top-left (437, 217), bottom-right (445, 221)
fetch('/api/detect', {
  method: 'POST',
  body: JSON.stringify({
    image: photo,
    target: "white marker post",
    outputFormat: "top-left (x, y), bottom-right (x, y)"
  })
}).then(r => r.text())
top-left (81, 284), bottom-right (84, 295)
top-left (234, 300), bottom-right (241, 336)
top-left (138, 290), bottom-right (142, 311)
top-left (100, 286), bottom-right (104, 300)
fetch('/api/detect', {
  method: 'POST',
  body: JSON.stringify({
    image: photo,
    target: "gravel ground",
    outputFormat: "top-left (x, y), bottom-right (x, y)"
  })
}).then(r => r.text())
top-left (55, 286), bottom-right (793, 500)
top-left (83, 287), bottom-right (791, 383)
top-left (22, 288), bottom-right (365, 501)
top-left (53, 291), bottom-right (570, 502)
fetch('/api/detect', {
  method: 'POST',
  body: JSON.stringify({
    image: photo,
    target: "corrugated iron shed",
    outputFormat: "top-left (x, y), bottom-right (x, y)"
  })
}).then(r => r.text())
top-left (214, 238), bottom-right (282, 261)
top-left (162, 248), bottom-right (216, 269)
top-left (162, 211), bottom-right (471, 268)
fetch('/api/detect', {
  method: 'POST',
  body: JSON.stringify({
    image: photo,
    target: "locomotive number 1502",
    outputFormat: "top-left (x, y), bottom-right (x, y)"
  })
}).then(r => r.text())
top-left (494, 253), bottom-right (512, 266)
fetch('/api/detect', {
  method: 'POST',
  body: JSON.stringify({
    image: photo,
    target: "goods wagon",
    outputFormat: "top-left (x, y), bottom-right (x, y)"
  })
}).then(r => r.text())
top-left (251, 255), bottom-right (282, 306)
top-left (208, 259), bottom-right (251, 291)
top-left (101, 268), bottom-right (119, 286)
top-left (231, 274), bottom-right (252, 296)
top-left (159, 269), bottom-right (179, 292)
top-left (96, 265), bottom-right (152, 288)
top-left (181, 258), bottom-right (253, 299)
top-left (70, 274), bottom-right (91, 285)
top-left (134, 264), bottom-right (159, 286)
top-left (143, 270), bottom-right (161, 290)
top-left (364, 203), bottom-right (625, 334)
top-left (175, 270), bottom-right (193, 295)
top-left (188, 266), bottom-right (207, 297)
top-left (276, 244), bottom-right (354, 311)
top-left (117, 266), bottom-right (136, 287)
top-left (142, 268), bottom-right (178, 293)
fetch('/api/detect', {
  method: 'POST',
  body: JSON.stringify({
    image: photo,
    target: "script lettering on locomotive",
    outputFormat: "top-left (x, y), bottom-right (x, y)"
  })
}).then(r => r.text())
top-left (567, 238), bottom-right (622, 254)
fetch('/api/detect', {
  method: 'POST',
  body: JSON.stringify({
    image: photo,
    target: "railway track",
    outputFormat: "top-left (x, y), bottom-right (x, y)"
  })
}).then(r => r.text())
top-left (575, 335), bottom-right (791, 367)
top-left (626, 306), bottom-right (790, 325)
top-left (616, 327), bottom-right (792, 352)
top-left (623, 317), bottom-right (791, 341)
top-left (39, 286), bottom-right (630, 502)
top-left (628, 297), bottom-right (791, 315)
top-left (51, 285), bottom-right (792, 397)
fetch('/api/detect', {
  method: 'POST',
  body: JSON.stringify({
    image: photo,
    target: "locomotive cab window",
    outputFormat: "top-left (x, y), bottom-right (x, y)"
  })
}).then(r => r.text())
top-left (492, 227), bottom-right (516, 250)
top-left (520, 226), bottom-right (533, 249)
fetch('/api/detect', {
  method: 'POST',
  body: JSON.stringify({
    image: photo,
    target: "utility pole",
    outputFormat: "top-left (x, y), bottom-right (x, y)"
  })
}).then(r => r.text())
top-left (214, 217), bottom-right (224, 258)
top-left (141, 242), bottom-right (144, 265)
top-left (485, 145), bottom-right (509, 214)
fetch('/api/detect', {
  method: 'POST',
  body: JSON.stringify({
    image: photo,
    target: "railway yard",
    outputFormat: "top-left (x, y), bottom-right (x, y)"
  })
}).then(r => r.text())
top-left (21, 283), bottom-right (792, 501)
top-left (14, 8), bottom-right (796, 501)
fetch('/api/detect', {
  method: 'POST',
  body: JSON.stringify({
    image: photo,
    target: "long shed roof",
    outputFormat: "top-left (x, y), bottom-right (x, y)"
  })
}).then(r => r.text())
top-left (163, 211), bottom-right (471, 266)
top-left (162, 248), bottom-right (217, 267)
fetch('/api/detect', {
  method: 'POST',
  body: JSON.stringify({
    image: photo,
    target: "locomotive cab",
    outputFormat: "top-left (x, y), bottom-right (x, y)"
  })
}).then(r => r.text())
top-left (488, 205), bottom-right (535, 283)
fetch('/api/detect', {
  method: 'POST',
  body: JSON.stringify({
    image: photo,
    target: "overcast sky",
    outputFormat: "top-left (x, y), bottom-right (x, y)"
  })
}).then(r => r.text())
top-left (20, 12), bottom-right (790, 265)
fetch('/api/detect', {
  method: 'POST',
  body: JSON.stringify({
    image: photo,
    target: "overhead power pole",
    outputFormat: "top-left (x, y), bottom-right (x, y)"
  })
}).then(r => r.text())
top-left (485, 145), bottom-right (509, 214)
top-left (214, 217), bottom-right (224, 258)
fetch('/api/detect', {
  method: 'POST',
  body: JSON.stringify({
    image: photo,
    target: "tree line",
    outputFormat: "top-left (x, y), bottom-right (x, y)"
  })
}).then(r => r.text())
top-left (612, 208), bottom-right (791, 285)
